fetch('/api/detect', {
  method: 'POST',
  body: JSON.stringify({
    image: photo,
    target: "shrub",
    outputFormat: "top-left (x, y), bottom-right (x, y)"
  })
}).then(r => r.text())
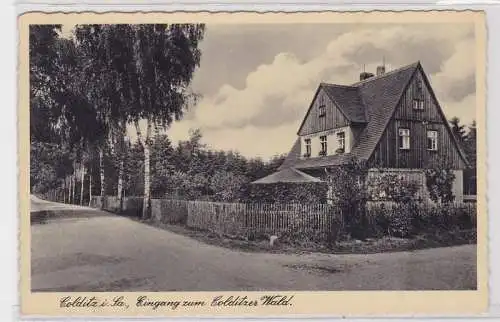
top-left (365, 202), bottom-right (476, 239)
top-left (424, 159), bottom-right (456, 203)
top-left (323, 158), bottom-right (369, 240)
top-left (244, 182), bottom-right (328, 204)
top-left (367, 172), bottom-right (421, 203)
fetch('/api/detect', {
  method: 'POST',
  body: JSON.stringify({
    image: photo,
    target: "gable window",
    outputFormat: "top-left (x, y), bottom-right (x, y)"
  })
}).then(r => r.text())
top-left (427, 130), bottom-right (438, 151)
top-left (399, 128), bottom-right (410, 150)
top-left (413, 99), bottom-right (424, 110)
top-left (319, 136), bottom-right (327, 156)
top-left (318, 105), bottom-right (326, 117)
top-left (304, 139), bottom-right (311, 158)
top-left (413, 78), bottom-right (424, 110)
top-left (336, 131), bottom-right (345, 153)
top-left (415, 78), bottom-right (423, 94)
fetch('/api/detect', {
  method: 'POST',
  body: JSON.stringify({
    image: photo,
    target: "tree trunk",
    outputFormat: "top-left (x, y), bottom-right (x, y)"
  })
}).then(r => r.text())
top-left (142, 140), bottom-right (151, 219)
top-left (99, 148), bottom-right (105, 197)
top-left (88, 170), bottom-right (92, 207)
top-left (72, 173), bottom-right (76, 204)
top-left (117, 158), bottom-right (124, 211)
top-left (63, 178), bottom-right (66, 203)
top-left (137, 119), bottom-right (152, 220)
top-left (68, 175), bottom-right (73, 204)
top-left (80, 163), bottom-right (85, 206)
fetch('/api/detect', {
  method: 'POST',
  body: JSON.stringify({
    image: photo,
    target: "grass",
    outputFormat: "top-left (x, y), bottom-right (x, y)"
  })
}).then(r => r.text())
top-left (132, 216), bottom-right (476, 255)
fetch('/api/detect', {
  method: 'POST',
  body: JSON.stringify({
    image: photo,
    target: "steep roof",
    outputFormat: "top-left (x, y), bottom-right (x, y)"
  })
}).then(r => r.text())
top-left (279, 137), bottom-right (301, 169)
top-left (279, 61), bottom-right (420, 170)
top-left (321, 84), bottom-right (367, 123)
top-left (282, 152), bottom-right (357, 170)
top-left (350, 62), bottom-right (419, 160)
top-left (251, 167), bottom-right (322, 184)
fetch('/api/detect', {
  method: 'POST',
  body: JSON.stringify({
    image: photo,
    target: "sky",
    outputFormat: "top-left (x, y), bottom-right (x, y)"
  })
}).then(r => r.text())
top-left (63, 23), bottom-right (477, 160)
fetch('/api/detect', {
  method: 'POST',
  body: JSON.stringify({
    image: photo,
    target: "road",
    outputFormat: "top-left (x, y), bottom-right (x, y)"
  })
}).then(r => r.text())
top-left (30, 196), bottom-right (477, 292)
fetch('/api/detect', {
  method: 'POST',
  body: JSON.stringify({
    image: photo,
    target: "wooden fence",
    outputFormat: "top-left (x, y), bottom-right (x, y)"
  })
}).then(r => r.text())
top-left (89, 196), bottom-right (476, 241)
top-left (186, 201), bottom-right (341, 238)
top-left (152, 198), bottom-right (188, 224)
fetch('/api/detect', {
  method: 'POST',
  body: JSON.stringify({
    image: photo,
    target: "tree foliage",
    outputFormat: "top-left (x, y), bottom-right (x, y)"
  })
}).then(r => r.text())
top-left (424, 158), bottom-right (456, 203)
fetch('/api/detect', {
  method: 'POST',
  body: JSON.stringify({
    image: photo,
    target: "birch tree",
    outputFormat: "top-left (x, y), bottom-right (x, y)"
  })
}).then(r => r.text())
top-left (130, 24), bottom-right (205, 218)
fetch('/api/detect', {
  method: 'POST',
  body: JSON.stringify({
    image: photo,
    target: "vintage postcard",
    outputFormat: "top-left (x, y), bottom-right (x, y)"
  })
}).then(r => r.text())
top-left (20, 11), bottom-right (487, 317)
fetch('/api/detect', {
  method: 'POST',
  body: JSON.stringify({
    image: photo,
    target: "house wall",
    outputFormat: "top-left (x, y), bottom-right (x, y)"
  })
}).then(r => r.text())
top-left (298, 88), bottom-right (349, 136)
top-left (453, 170), bottom-right (464, 203)
top-left (370, 68), bottom-right (467, 170)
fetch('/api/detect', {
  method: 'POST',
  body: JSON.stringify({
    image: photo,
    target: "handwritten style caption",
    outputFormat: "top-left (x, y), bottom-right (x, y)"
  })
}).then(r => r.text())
top-left (60, 295), bottom-right (294, 311)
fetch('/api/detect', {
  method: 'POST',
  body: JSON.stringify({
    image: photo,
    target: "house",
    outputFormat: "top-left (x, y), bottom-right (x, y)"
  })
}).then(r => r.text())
top-left (253, 61), bottom-right (470, 202)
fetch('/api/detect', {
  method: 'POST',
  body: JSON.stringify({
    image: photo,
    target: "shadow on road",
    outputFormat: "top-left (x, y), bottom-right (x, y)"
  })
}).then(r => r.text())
top-left (31, 209), bottom-right (115, 225)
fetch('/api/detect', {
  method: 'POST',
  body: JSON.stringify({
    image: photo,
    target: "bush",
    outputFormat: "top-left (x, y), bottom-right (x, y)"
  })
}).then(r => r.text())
top-left (244, 182), bottom-right (328, 204)
top-left (366, 202), bottom-right (476, 238)
top-left (424, 159), bottom-right (456, 203)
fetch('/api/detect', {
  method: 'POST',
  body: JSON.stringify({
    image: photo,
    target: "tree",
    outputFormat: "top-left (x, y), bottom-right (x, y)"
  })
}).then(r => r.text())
top-left (210, 171), bottom-right (249, 202)
top-left (125, 24), bottom-right (205, 218)
top-left (30, 26), bottom-right (106, 201)
top-left (150, 133), bottom-right (175, 197)
top-left (30, 25), bottom-right (61, 143)
top-left (324, 158), bottom-right (369, 239)
top-left (74, 25), bottom-right (131, 203)
top-left (464, 120), bottom-right (477, 168)
top-left (449, 117), bottom-right (467, 146)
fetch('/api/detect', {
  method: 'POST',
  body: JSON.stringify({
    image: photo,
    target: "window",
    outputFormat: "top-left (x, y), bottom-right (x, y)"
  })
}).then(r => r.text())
top-left (399, 128), bottom-right (410, 150)
top-left (415, 79), bottom-right (423, 94)
top-left (427, 130), bottom-right (438, 151)
top-left (304, 139), bottom-right (311, 157)
top-left (413, 78), bottom-right (424, 110)
top-left (336, 131), bottom-right (345, 153)
top-left (318, 105), bottom-right (326, 117)
top-left (319, 136), bottom-right (327, 156)
top-left (413, 99), bottom-right (424, 110)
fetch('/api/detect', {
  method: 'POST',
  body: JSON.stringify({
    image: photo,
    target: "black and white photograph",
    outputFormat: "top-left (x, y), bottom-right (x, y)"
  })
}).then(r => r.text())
top-left (22, 11), bottom-right (487, 316)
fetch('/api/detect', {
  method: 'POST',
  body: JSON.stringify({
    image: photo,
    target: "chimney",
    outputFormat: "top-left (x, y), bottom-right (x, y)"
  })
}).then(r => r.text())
top-left (360, 72), bottom-right (374, 81)
top-left (376, 65), bottom-right (386, 76)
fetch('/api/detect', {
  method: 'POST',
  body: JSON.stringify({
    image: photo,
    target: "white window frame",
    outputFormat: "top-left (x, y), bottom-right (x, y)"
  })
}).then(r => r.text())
top-left (337, 131), bottom-right (345, 150)
top-left (427, 130), bottom-right (438, 151)
top-left (398, 128), bottom-right (410, 150)
top-left (319, 136), bottom-right (327, 155)
top-left (413, 99), bottom-right (424, 110)
top-left (304, 138), bottom-right (311, 157)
